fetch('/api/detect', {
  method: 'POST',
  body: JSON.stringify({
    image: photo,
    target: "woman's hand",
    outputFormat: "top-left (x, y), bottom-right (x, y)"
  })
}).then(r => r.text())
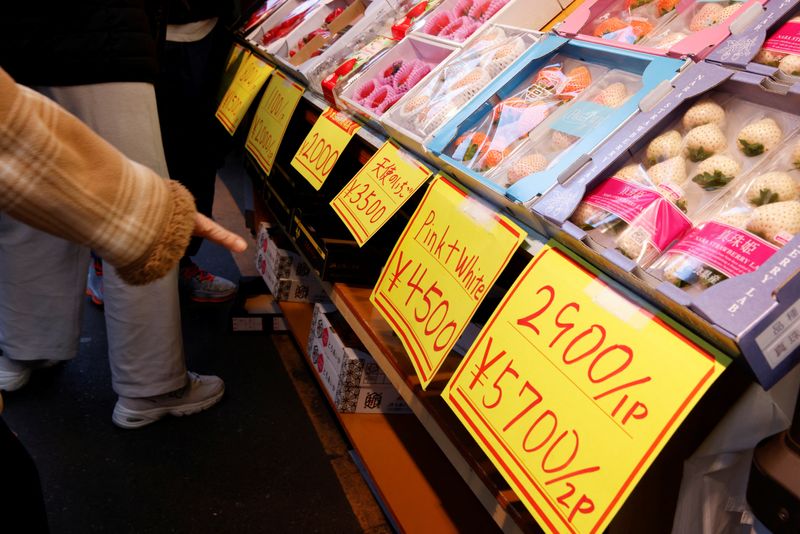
top-left (193, 213), bottom-right (247, 253)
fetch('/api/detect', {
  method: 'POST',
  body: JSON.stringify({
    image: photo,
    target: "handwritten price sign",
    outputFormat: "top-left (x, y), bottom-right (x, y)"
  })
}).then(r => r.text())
top-left (246, 70), bottom-right (304, 176)
top-left (215, 51), bottom-right (274, 135)
top-left (444, 244), bottom-right (728, 534)
top-left (370, 176), bottom-right (525, 389)
top-left (331, 140), bottom-right (432, 246)
top-left (291, 107), bottom-right (361, 190)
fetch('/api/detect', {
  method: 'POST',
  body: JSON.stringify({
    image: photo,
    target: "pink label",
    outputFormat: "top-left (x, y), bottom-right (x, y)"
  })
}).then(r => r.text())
top-left (628, 198), bottom-right (692, 252)
top-left (669, 221), bottom-right (778, 278)
top-left (763, 21), bottom-right (800, 55)
top-left (583, 177), bottom-right (661, 224)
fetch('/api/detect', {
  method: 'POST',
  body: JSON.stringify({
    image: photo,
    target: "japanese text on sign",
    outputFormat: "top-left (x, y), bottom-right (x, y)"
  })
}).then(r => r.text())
top-left (291, 106), bottom-right (361, 190)
top-left (246, 70), bottom-right (304, 175)
top-left (331, 140), bottom-right (432, 246)
top-left (370, 176), bottom-right (525, 389)
top-left (216, 51), bottom-right (274, 135)
top-left (445, 245), bottom-right (728, 533)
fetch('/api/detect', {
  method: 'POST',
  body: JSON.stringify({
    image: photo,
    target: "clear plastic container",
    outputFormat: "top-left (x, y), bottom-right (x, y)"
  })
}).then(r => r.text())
top-left (752, 16), bottom-right (800, 77)
top-left (442, 57), bottom-right (643, 187)
top-left (570, 92), bottom-right (800, 266)
top-left (649, 133), bottom-right (800, 294)
top-left (386, 25), bottom-right (541, 139)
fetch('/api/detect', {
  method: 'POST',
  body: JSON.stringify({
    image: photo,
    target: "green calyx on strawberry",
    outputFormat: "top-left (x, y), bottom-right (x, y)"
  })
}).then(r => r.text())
top-left (752, 189), bottom-right (780, 206)
top-left (692, 170), bottom-right (733, 191)
top-left (738, 138), bottom-right (766, 157)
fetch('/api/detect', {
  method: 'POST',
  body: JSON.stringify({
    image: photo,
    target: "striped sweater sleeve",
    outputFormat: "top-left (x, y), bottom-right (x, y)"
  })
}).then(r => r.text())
top-left (0, 67), bottom-right (196, 285)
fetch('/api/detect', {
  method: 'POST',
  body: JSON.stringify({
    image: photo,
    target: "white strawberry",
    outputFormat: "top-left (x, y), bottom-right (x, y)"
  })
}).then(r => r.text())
top-left (593, 82), bottom-right (628, 108)
top-left (507, 153), bottom-right (548, 185)
top-left (689, 3), bottom-right (724, 31)
top-left (714, 210), bottom-right (751, 230)
top-left (616, 225), bottom-right (657, 263)
top-left (616, 164), bottom-right (648, 183)
top-left (647, 156), bottom-right (687, 186)
top-left (753, 49), bottom-right (787, 67)
top-left (682, 99), bottom-right (725, 130)
top-left (652, 31), bottom-right (686, 50)
top-left (656, 182), bottom-right (688, 212)
top-left (746, 171), bottom-right (800, 206)
top-left (718, 4), bottom-right (741, 22)
top-left (684, 123), bottom-right (727, 162)
top-left (738, 118), bottom-right (782, 157)
top-left (646, 130), bottom-right (682, 166)
top-left (570, 203), bottom-right (611, 230)
top-left (779, 54), bottom-right (800, 76)
top-left (747, 200), bottom-right (800, 245)
top-left (691, 154), bottom-right (741, 191)
top-left (551, 130), bottom-right (578, 150)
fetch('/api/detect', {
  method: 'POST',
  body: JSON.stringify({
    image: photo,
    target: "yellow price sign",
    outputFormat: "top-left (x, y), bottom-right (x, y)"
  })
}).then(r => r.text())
top-left (215, 52), bottom-right (274, 135)
top-left (331, 140), bottom-right (432, 247)
top-left (370, 176), bottom-right (526, 389)
top-left (444, 244), bottom-right (729, 534)
top-left (291, 106), bottom-right (361, 190)
top-left (246, 70), bottom-right (305, 176)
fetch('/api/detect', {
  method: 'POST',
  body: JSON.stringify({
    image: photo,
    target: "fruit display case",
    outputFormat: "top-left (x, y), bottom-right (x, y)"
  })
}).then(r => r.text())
top-left (529, 61), bottom-right (800, 388)
top-left (235, 0), bottom-right (290, 37)
top-left (706, 0), bottom-right (800, 87)
top-left (425, 35), bottom-right (686, 208)
top-left (382, 23), bottom-right (546, 157)
top-left (336, 35), bottom-right (457, 133)
top-left (246, 0), bottom-right (329, 58)
top-left (407, 0), bottom-right (548, 48)
top-left (304, 0), bottom-right (449, 105)
top-left (271, 0), bottom-right (401, 86)
top-left (554, 0), bottom-right (767, 60)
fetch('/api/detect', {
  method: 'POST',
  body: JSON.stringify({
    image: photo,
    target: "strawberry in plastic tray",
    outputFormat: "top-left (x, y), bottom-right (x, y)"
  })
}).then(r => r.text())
top-left (752, 16), bottom-right (800, 77)
top-left (419, 0), bottom-right (510, 43)
top-left (588, 0), bottom-right (748, 51)
top-left (260, 0), bottom-right (324, 47)
top-left (571, 93), bottom-right (800, 267)
top-left (649, 134), bottom-right (800, 293)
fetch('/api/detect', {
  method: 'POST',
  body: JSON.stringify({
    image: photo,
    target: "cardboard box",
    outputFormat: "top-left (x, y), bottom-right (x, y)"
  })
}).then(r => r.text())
top-left (255, 222), bottom-right (327, 302)
top-left (425, 34), bottom-right (687, 209)
top-left (707, 0), bottom-right (800, 87)
top-left (307, 303), bottom-right (411, 413)
top-left (528, 62), bottom-right (800, 388)
top-left (555, 0), bottom-right (767, 60)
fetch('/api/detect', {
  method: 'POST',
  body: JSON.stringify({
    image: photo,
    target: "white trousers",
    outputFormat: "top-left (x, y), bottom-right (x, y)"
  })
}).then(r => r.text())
top-left (0, 83), bottom-right (187, 398)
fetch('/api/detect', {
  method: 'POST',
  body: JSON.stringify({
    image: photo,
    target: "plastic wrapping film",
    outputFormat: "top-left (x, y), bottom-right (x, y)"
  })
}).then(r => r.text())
top-left (257, 0), bottom-right (326, 48)
top-left (441, 57), bottom-right (642, 187)
top-left (586, 0), bottom-right (748, 50)
top-left (305, 0), bottom-right (446, 101)
top-left (571, 92), bottom-right (800, 269)
top-left (752, 15), bottom-right (800, 78)
top-left (414, 0), bottom-right (510, 43)
top-left (671, 365), bottom-right (800, 534)
top-left (385, 25), bottom-right (542, 140)
top-left (649, 129), bottom-right (800, 294)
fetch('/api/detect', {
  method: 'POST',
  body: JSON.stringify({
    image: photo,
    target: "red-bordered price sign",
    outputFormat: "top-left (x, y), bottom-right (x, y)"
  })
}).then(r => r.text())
top-left (245, 70), bottom-right (304, 175)
top-left (215, 50), bottom-right (274, 135)
top-left (331, 140), bottom-right (431, 247)
top-left (291, 106), bottom-right (360, 190)
top-left (444, 244), bottom-right (729, 534)
top-left (370, 176), bottom-right (526, 389)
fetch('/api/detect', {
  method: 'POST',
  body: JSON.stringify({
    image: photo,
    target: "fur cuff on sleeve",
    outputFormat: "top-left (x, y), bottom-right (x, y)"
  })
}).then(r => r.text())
top-left (115, 181), bottom-right (196, 285)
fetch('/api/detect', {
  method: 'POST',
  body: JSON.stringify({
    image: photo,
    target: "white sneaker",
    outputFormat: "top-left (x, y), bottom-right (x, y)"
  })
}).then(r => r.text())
top-left (0, 356), bottom-right (60, 392)
top-left (111, 372), bottom-right (225, 429)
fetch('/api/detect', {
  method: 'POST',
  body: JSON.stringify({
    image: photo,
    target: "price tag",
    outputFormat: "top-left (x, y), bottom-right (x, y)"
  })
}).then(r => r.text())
top-left (444, 244), bottom-right (729, 534)
top-left (291, 106), bottom-right (361, 190)
top-left (245, 70), bottom-right (305, 176)
top-left (215, 51), bottom-right (274, 135)
top-left (331, 140), bottom-right (432, 246)
top-left (370, 176), bottom-right (526, 389)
